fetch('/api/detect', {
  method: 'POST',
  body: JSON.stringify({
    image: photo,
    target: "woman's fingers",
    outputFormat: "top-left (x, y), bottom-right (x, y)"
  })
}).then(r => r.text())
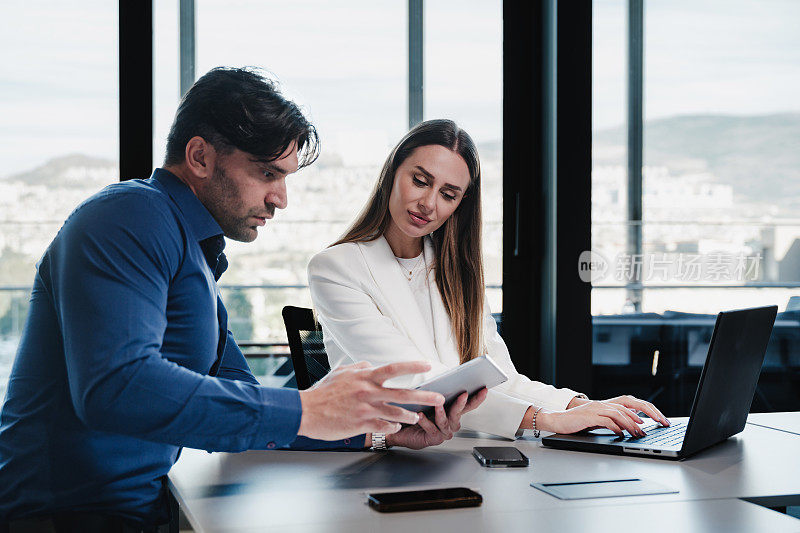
top-left (446, 393), bottom-right (469, 432)
top-left (614, 395), bottom-right (670, 426)
top-left (433, 405), bottom-right (453, 438)
top-left (560, 401), bottom-right (642, 436)
top-left (416, 412), bottom-right (439, 434)
top-left (608, 402), bottom-right (644, 426)
top-left (633, 399), bottom-right (670, 426)
top-left (596, 416), bottom-right (623, 436)
top-left (601, 408), bottom-right (642, 436)
top-left (447, 393), bottom-right (469, 418)
top-left (463, 388), bottom-right (488, 414)
top-left (417, 413), bottom-right (448, 446)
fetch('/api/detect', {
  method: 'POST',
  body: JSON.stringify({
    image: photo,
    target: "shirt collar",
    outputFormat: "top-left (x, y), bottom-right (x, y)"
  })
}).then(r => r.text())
top-left (151, 167), bottom-right (224, 243)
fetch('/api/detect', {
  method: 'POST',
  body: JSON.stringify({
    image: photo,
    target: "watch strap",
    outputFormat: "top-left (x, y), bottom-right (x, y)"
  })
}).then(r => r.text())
top-left (370, 432), bottom-right (387, 450)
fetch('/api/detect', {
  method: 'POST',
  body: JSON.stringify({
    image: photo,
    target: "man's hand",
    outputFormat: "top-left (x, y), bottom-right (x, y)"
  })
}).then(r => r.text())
top-left (386, 388), bottom-right (488, 450)
top-left (297, 361), bottom-right (445, 441)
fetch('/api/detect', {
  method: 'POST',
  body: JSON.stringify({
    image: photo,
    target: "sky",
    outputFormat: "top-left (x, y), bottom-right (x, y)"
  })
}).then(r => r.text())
top-left (593, 0), bottom-right (800, 129)
top-left (1, 0), bottom-right (799, 175)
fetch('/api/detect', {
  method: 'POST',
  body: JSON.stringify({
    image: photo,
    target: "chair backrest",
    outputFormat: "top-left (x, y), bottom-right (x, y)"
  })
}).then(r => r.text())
top-left (282, 306), bottom-right (331, 390)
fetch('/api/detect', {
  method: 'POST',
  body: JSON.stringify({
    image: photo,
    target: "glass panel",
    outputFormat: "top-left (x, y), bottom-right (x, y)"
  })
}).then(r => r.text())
top-left (426, 0), bottom-right (503, 311)
top-left (591, 0), bottom-right (800, 414)
top-left (189, 0), bottom-right (405, 350)
top-left (154, 0), bottom-right (180, 168)
top-left (157, 2), bottom-right (505, 367)
top-left (0, 1), bottom-right (119, 400)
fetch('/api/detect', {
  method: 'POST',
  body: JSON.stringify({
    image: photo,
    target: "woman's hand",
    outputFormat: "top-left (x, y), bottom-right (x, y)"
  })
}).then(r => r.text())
top-left (386, 388), bottom-right (488, 450)
top-left (568, 394), bottom-right (669, 427)
top-left (537, 398), bottom-right (657, 437)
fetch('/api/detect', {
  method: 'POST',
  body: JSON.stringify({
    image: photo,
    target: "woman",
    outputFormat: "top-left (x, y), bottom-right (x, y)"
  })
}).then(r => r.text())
top-left (308, 119), bottom-right (669, 439)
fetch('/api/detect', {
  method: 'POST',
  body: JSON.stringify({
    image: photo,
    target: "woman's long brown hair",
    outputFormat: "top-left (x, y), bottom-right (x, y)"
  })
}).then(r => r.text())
top-left (332, 119), bottom-right (484, 364)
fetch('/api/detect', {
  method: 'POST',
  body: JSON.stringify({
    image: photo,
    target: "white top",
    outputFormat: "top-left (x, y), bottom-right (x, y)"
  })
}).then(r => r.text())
top-left (395, 252), bottom-right (435, 341)
top-left (308, 235), bottom-right (584, 439)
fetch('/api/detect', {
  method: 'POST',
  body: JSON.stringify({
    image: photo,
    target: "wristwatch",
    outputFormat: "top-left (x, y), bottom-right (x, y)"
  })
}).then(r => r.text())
top-left (370, 432), bottom-right (387, 451)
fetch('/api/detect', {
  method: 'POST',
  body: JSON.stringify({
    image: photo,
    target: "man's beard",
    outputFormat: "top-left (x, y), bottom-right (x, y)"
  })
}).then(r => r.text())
top-left (204, 163), bottom-right (261, 243)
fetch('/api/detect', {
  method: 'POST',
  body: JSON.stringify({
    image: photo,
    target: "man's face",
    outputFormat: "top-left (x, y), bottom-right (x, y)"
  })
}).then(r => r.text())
top-left (201, 142), bottom-right (298, 242)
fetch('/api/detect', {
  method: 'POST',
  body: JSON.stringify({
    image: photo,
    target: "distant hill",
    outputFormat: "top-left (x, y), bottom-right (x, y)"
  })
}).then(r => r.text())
top-left (4, 114), bottom-right (798, 212)
top-left (2, 154), bottom-right (117, 189)
top-left (594, 113), bottom-right (800, 212)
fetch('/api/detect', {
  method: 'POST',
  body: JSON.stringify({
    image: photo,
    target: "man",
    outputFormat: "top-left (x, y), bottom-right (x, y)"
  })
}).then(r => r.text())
top-left (0, 67), bottom-right (486, 531)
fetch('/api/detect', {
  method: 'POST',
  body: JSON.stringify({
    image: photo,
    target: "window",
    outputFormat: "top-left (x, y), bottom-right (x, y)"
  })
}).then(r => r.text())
top-left (591, 0), bottom-right (800, 413)
top-left (425, 0), bottom-right (503, 312)
top-left (0, 2), bottom-right (505, 395)
top-left (184, 0), bottom-right (406, 345)
top-left (153, 1), bottom-right (506, 354)
top-left (0, 1), bottom-right (119, 399)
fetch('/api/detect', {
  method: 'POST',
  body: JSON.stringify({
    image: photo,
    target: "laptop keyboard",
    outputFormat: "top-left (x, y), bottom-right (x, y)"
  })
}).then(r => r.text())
top-left (626, 421), bottom-right (687, 447)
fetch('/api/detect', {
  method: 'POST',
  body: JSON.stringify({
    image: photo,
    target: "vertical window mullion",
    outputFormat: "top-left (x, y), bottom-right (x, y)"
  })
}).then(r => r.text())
top-left (180, 0), bottom-right (196, 98)
top-left (626, 0), bottom-right (644, 310)
top-left (408, 0), bottom-right (423, 128)
top-left (119, 0), bottom-right (153, 181)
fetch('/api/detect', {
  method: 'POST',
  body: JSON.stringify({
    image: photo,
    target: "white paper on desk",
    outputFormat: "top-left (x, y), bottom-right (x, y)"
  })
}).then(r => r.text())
top-left (530, 478), bottom-right (678, 500)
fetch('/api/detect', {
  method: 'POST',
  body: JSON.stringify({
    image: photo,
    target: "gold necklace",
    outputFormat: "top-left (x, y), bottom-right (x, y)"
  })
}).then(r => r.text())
top-left (396, 253), bottom-right (424, 281)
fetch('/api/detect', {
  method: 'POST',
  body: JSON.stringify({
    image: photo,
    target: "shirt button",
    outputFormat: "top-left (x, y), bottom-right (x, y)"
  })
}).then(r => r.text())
top-left (344, 438), bottom-right (351, 445)
top-left (267, 442), bottom-right (276, 449)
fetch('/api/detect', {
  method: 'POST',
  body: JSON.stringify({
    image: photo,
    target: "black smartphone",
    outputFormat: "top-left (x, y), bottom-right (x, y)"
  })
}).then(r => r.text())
top-left (472, 446), bottom-right (529, 467)
top-left (366, 487), bottom-right (482, 513)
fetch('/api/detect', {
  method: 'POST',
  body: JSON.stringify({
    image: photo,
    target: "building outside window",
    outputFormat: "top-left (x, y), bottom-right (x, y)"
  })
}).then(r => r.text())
top-left (156, 0), bottom-right (503, 365)
top-left (0, 1), bottom-right (504, 397)
top-left (591, 0), bottom-right (800, 413)
top-left (0, 1), bottom-right (119, 400)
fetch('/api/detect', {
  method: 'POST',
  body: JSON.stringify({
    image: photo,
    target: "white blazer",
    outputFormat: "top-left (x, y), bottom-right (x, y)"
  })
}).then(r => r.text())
top-left (307, 236), bottom-right (584, 439)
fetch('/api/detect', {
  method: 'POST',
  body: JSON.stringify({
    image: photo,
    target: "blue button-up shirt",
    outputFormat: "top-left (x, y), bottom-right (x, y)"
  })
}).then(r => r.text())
top-left (0, 169), bottom-right (363, 526)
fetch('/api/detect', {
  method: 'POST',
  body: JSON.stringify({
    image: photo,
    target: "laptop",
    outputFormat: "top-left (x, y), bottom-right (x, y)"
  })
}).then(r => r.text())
top-left (542, 305), bottom-right (778, 460)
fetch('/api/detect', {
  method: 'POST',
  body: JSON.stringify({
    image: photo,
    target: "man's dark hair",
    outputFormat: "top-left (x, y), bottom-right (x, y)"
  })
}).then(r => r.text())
top-left (164, 67), bottom-right (320, 168)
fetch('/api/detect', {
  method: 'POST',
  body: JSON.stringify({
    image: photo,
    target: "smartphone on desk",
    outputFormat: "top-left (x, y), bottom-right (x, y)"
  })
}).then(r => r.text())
top-left (472, 446), bottom-right (529, 467)
top-left (367, 487), bottom-right (482, 513)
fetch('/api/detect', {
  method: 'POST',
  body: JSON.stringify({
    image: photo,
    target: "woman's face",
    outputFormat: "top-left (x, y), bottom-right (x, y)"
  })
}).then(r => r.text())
top-left (387, 144), bottom-right (471, 240)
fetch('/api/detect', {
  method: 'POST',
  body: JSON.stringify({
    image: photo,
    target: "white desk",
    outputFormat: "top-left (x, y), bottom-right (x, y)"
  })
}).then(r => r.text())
top-left (748, 411), bottom-right (800, 436)
top-left (169, 416), bottom-right (800, 532)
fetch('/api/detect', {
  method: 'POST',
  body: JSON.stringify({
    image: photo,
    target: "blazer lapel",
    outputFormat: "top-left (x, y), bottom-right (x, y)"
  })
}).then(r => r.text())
top-left (357, 237), bottom-right (438, 360)
top-left (424, 238), bottom-right (462, 367)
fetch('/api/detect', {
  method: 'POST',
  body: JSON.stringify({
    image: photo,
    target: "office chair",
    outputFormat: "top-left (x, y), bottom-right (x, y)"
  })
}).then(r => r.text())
top-left (281, 306), bottom-right (331, 390)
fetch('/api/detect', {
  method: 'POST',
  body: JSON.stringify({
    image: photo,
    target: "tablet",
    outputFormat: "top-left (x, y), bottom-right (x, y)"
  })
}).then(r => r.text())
top-left (392, 355), bottom-right (508, 413)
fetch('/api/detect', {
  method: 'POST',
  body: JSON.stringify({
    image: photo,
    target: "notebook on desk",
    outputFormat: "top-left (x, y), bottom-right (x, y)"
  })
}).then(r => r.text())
top-left (542, 305), bottom-right (778, 460)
